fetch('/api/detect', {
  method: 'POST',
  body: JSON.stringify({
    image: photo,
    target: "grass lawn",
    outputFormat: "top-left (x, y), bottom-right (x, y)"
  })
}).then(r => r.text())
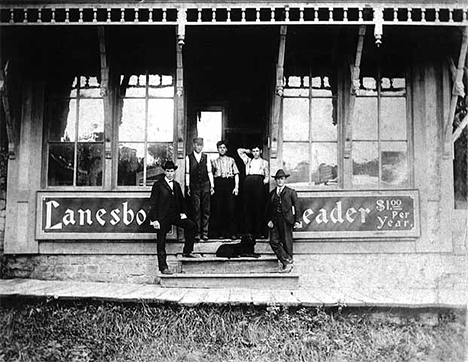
top-left (0, 298), bottom-right (465, 362)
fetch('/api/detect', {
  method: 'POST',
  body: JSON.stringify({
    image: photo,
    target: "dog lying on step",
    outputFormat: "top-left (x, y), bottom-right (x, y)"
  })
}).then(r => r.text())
top-left (215, 235), bottom-right (260, 258)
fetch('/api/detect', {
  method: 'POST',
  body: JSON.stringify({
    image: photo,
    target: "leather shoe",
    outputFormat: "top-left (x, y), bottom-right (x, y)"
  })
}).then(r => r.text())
top-left (182, 253), bottom-right (199, 258)
top-left (202, 235), bottom-right (209, 241)
top-left (160, 269), bottom-right (173, 275)
top-left (280, 263), bottom-right (294, 273)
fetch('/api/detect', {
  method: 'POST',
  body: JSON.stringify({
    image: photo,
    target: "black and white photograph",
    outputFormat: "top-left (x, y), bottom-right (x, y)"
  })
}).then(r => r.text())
top-left (0, 1), bottom-right (466, 361)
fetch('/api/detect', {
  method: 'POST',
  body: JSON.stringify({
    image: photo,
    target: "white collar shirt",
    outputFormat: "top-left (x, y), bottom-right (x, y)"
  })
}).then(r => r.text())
top-left (165, 177), bottom-right (174, 190)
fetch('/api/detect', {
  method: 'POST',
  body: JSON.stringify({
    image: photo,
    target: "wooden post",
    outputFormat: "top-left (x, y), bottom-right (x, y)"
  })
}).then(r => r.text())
top-left (344, 25), bottom-right (366, 159)
top-left (176, 6), bottom-right (186, 160)
top-left (0, 61), bottom-right (17, 159)
top-left (443, 26), bottom-right (468, 159)
top-left (98, 26), bottom-right (112, 189)
top-left (271, 25), bottom-right (287, 159)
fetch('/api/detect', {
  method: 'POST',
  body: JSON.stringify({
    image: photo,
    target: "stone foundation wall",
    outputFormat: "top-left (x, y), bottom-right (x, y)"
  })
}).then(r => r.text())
top-left (3, 254), bottom-right (173, 284)
top-left (4, 253), bottom-right (466, 296)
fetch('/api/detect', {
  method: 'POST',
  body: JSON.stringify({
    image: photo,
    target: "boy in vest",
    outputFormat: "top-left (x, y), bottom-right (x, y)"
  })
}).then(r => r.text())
top-left (185, 137), bottom-right (214, 241)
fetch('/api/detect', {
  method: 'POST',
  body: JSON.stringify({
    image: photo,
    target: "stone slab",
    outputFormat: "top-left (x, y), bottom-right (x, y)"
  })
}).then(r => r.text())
top-left (0, 279), bottom-right (464, 309)
top-left (203, 289), bottom-right (231, 305)
top-left (179, 289), bottom-right (209, 306)
top-left (229, 288), bottom-right (252, 305)
top-left (291, 288), bottom-right (323, 307)
top-left (271, 290), bottom-right (301, 307)
top-left (159, 273), bottom-right (299, 289)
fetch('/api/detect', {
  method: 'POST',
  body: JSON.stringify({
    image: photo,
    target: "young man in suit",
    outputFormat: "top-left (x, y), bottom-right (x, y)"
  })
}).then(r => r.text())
top-left (185, 137), bottom-right (214, 241)
top-left (149, 160), bottom-right (198, 275)
top-left (265, 169), bottom-right (301, 273)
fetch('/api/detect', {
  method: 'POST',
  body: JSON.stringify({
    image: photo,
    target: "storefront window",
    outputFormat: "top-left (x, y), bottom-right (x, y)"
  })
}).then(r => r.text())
top-left (46, 76), bottom-right (104, 186)
top-left (117, 73), bottom-right (174, 186)
top-left (352, 71), bottom-right (409, 189)
top-left (282, 74), bottom-right (338, 187)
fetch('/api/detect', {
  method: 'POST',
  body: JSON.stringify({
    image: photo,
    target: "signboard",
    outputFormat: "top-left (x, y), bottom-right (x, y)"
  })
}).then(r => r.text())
top-left (293, 190), bottom-right (420, 238)
top-left (36, 192), bottom-right (175, 240)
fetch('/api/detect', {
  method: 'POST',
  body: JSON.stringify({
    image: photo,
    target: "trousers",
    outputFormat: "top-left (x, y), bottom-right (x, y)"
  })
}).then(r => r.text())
top-left (156, 216), bottom-right (196, 271)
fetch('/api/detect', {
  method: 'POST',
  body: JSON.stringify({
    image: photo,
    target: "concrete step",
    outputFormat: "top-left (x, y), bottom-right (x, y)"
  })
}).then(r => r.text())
top-left (160, 273), bottom-right (299, 289)
top-left (179, 256), bottom-right (279, 274)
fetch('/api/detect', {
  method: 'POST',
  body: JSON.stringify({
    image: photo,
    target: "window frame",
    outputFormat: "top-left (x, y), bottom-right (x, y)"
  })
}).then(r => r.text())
top-left (351, 66), bottom-right (414, 190)
top-left (114, 71), bottom-right (177, 190)
top-left (44, 74), bottom-right (105, 190)
top-left (280, 67), bottom-right (344, 190)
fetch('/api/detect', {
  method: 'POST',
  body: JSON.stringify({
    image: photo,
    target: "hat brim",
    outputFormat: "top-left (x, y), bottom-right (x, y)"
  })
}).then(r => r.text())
top-left (272, 174), bottom-right (290, 179)
top-left (162, 165), bottom-right (178, 170)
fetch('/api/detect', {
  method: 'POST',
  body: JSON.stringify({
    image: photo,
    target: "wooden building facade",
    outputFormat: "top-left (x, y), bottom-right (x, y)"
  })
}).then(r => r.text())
top-left (0, 1), bottom-right (467, 291)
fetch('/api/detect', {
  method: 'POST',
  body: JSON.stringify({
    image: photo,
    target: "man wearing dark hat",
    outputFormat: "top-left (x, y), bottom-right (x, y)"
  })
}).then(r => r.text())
top-left (265, 169), bottom-right (301, 273)
top-left (149, 160), bottom-right (198, 275)
top-left (185, 137), bottom-right (214, 241)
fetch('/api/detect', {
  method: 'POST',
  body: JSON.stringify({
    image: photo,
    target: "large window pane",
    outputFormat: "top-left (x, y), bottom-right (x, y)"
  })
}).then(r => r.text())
top-left (283, 98), bottom-right (309, 141)
top-left (353, 98), bottom-right (378, 140)
top-left (47, 100), bottom-right (77, 142)
top-left (79, 76), bottom-right (101, 98)
top-left (145, 142), bottom-right (173, 185)
top-left (311, 143), bottom-right (337, 185)
top-left (120, 99), bottom-right (146, 141)
top-left (118, 143), bottom-right (145, 186)
top-left (48, 143), bottom-right (75, 186)
top-left (381, 142), bottom-right (409, 187)
top-left (353, 142), bottom-right (379, 187)
top-left (77, 143), bottom-right (103, 186)
top-left (283, 142), bottom-right (309, 184)
top-left (311, 98), bottom-right (337, 141)
top-left (381, 98), bottom-right (407, 140)
top-left (124, 75), bottom-right (147, 97)
top-left (148, 99), bottom-right (174, 142)
top-left (148, 74), bottom-right (175, 97)
top-left (78, 99), bottom-right (104, 142)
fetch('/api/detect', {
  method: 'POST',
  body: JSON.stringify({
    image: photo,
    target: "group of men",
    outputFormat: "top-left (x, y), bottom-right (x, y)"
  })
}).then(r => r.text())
top-left (148, 137), bottom-right (301, 275)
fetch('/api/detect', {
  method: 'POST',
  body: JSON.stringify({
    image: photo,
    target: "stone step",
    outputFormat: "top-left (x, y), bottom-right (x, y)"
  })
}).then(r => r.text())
top-left (179, 256), bottom-right (279, 274)
top-left (160, 273), bottom-right (299, 289)
top-left (192, 240), bottom-right (274, 255)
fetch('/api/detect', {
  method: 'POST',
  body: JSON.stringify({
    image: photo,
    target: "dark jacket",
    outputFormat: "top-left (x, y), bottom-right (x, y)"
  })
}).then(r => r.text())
top-left (266, 186), bottom-right (301, 225)
top-left (149, 178), bottom-right (186, 222)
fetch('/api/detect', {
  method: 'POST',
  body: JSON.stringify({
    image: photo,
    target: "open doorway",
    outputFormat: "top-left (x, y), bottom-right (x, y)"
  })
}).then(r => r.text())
top-left (185, 26), bottom-right (278, 155)
top-left (184, 26), bottom-right (279, 236)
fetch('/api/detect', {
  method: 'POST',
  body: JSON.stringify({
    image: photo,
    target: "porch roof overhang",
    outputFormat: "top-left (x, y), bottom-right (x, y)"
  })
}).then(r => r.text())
top-left (0, 1), bottom-right (466, 27)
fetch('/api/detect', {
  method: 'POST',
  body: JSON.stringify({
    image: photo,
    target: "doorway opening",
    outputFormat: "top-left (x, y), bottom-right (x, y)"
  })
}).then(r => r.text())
top-left (184, 26), bottom-right (279, 236)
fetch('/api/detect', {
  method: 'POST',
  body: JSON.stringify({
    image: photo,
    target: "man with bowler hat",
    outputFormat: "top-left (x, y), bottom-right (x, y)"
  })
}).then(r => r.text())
top-left (149, 160), bottom-right (198, 275)
top-left (185, 137), bottom-right (214, 241)
top-left (265, 169), bottom-right (301, 273)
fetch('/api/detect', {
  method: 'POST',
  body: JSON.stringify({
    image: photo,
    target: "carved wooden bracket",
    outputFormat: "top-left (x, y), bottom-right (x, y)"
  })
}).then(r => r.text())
top-left (344, 25), bottom-right (366, 159)
top-left (271, 25), bottom-right (287, 159)
top-left (444, 26), bottom-right (468, 159)
top-left (98, 26), bottom-right (112, 160)
top-left (0, 61), bottom-right (17, 159)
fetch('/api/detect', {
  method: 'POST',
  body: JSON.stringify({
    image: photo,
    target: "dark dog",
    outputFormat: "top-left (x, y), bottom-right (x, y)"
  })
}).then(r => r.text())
top-left (215, 235), bottom-right (260, 258)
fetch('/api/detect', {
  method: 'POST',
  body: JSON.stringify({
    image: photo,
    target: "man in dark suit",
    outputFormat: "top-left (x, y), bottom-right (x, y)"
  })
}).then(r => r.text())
top-left (149, 160), bottom-right (198, 275)
top-left (265, 169), bottom-right (301, 273)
